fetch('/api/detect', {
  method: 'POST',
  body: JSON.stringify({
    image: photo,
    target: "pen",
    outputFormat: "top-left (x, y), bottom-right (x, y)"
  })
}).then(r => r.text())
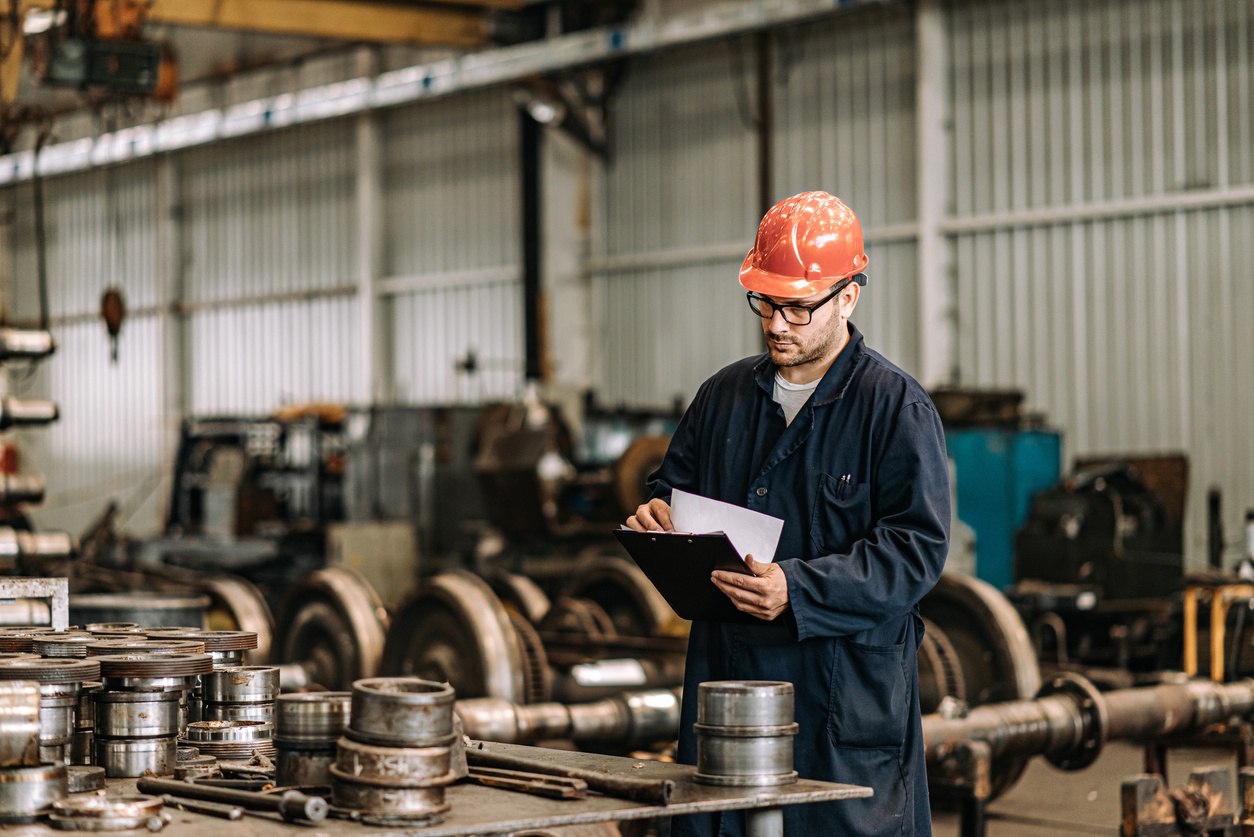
top-left (837, 474), bottom-right (851, 499)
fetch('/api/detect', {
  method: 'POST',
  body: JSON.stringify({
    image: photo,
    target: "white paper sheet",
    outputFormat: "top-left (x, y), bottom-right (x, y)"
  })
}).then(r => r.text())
top-left (669, 489), bottom-right (785, 563)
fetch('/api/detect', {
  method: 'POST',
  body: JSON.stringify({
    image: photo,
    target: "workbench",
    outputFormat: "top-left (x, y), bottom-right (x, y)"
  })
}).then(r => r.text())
top-left (6, 743), bottom-right (872, 837)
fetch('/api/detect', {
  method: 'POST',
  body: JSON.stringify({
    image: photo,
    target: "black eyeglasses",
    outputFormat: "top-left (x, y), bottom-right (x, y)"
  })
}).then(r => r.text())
top-left (746, 277), bottom-right (856, 326)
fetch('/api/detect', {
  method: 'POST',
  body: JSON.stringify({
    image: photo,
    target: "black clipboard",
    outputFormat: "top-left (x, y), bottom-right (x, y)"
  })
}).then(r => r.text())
top-left (612, 529), bottom-right (760, 623)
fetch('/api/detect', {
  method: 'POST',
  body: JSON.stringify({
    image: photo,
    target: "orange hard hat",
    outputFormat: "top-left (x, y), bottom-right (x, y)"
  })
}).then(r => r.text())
top-left (739, 191), bottom-right (869, 298)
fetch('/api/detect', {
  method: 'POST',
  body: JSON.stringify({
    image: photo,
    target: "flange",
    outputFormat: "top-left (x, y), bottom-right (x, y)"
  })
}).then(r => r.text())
top-left (0, 658), bottom-right (100, 685)
top-left (1039, 671), bottom-right (1109, 771)
top-left (95, 653), bottom-right (213, 679)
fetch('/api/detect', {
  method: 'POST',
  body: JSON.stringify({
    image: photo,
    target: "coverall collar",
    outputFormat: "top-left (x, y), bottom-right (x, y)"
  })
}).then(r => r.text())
top-left (753, 321), bottom-right (866, 407)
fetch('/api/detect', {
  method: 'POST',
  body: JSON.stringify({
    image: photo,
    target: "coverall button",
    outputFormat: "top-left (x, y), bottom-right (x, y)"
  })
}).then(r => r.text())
top-left (756, 487), bottom-right (768, 497)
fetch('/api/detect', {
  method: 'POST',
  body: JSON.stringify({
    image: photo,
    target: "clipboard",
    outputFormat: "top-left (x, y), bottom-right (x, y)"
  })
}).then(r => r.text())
top-left (612, 529), bottom-right (760, 623)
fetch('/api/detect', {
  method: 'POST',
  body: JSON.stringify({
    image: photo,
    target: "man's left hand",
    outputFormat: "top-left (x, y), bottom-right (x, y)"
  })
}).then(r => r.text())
top-left (711, 556), bottom-right (789, 621)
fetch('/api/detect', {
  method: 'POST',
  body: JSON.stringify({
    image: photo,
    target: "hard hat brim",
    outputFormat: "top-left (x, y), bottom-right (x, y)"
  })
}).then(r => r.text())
top-left (738, 250), bottom-right (869, 299)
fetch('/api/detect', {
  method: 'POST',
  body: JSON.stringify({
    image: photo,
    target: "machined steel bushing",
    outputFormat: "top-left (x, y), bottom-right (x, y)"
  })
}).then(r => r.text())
top-left (0, 681), bottom-right (41, 768)
top-left (181, 720), bottom-right (276, 761)
top-left (348, 678), bottom-right (455, 748)
top-left (96, 691), bottom-right (182, 739)
top-left (203, 666), bottom-right (279, 704)
top-left (693, 681), bottom-right (799, 787)
top-left (94, 737), bottom-right (177, 779)
top-left (0, 762), bottom-right (67, 823)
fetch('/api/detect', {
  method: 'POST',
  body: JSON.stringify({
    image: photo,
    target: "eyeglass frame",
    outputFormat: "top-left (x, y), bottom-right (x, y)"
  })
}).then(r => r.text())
top-left (745, 275), bottom-right (865, 326)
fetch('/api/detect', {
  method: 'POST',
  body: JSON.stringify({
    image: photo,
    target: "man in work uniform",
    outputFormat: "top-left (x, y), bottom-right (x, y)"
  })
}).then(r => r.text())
top-left (626, 191), bottom-right (950, 836)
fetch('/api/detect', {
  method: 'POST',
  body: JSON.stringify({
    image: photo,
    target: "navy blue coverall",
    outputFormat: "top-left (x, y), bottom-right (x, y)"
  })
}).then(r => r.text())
top-left (650, 323), bottom-right (950, 837)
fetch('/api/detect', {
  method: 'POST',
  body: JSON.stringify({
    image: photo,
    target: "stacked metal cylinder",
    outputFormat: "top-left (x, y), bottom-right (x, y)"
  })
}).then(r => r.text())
top-left (0, 679), bottom-right (68, 822)
top-left (693, 681), bottom-right (799, 787)
top-left (181, 719), bottom-right (277, 762)
top-left (274, 692), bottom-right (351, 786)
top-left (143, 629), bottom-right (260, 723)
top-left (93, 651), bottom-right (213, 777)
top-left (0, 657), bottom-right (100, 767)
top-left (202, 666), bottom-right (279, 723)
top-left (331, 678), bottom-right (460, 825)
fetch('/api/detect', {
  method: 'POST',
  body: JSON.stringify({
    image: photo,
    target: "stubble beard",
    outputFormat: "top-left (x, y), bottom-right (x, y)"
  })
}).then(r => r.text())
top-left (765, 319), bottom-right (843, 368)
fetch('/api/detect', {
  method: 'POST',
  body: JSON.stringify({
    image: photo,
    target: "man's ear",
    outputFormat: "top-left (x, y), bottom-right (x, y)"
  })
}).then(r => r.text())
top-left (840, 283), bottom-right (861, 317)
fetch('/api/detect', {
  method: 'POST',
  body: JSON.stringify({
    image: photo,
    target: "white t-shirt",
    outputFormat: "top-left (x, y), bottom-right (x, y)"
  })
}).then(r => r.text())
top-left (773, 372), bottom-right (820, 426)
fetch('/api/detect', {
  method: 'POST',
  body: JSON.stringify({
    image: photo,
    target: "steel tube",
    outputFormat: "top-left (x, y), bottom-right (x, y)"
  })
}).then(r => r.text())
top-left (135, 777), bottom-right (327, 822)
top-left (924, 677), bottom-right (1254, 767)
top-left (455, 688), bottom-right (682, 748)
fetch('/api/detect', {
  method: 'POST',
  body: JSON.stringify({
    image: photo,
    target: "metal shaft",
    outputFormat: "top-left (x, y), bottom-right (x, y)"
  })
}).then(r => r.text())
top-left (0, 398), bottom-right (58, 430)
top-left (924, 676), bottom-right (1254, 767)
top-left (136, 777), bottom-right (327, 822)
top-left (0, 328), bottom-right (55, 361)
top-left (456, 688), bottom-right (681, 748)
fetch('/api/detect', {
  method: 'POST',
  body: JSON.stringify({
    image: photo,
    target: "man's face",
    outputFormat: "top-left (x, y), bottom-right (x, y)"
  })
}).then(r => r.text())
top-left (760, 284), bottom-right (858, 369)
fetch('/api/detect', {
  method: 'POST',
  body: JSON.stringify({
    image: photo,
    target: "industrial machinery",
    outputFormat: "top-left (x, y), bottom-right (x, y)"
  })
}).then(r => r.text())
top-left (1009, 460), bottom-right (1186, 676)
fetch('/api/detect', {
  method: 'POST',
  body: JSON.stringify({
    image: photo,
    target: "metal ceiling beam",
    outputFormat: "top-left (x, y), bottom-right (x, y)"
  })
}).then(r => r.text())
top-left (0, 0), bottom-right (892, 183)
top-left (145, 0), bottom-right (488, 48)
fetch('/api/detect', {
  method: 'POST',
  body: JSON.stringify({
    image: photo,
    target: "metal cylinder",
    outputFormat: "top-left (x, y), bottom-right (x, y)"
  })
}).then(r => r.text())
top-left (275, 692), bottom-right (351, 743)
top-left (349, 678), bottom-right (455, 747)
top-left (454, 688), bottom-right (683, 748)
top-left (0, 398), bottom-right (59, 429)
top-left (94, 737), bottom-right (177, 778)
top-left (96, 692), bottom-right (181, 738)
top-left (333, 736), bottom-right (455, 787)
top-left (693, 681), bottom-right (798, 787)
top-left (37, 683), bottom-right (79, 765)
top-left (0, 681), bottom-right (41, 768)
top-left (201, 702), bottom-right (272, 723)
top-left (274, 692), bottom-right (350, 787)
top-left (0, 530), bottom-right (74, 564)
top-left (0, 762), bottom-right (67, 822)
top-left (330, 777), bottom-right (449, 824)
top-left (48, 793), bottom-right (167, 831)
top-left (203, 666), bottom-right (278, 703)
top-left (277, 747), bottom-right (336, 787)
top-left (181, 720), bottom-right (276, 761)
top-left (0, 475), bottom-right (45, 506)
top-left (0, 328), bottom-right (55, 361)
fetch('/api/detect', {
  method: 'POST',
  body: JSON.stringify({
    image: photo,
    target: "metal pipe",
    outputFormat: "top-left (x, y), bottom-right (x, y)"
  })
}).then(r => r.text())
top-left (0, 399), bottom-right (58, 430)
top-left (0, 476), bottom-right (45, 506)
top-left (0, 329), bottom-right (55, 361)
top-left (456, 688), bottom-right (681, 748)
top-left (924, 676), bottom-right (1254, 769)
top-left (136, 777), bottom-right (327, 823)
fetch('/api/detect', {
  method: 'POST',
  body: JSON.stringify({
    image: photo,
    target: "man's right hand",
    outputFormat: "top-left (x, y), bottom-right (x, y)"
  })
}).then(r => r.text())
top-left (626, 498), bottom-right (674, 532)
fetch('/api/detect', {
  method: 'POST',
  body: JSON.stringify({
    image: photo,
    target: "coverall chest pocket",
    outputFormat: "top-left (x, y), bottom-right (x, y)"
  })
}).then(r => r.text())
top-left (826, 639), bottom-right (909, 750)
top-left (809, 473), bottom-right (872, 555)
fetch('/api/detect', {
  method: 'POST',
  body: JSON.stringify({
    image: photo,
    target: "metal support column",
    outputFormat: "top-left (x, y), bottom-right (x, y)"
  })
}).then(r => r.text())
top-left (156, 155), bottom-right (188, 483)
top-left (744, 807), bottom-right (784, 837)
top-left (356, 49), bottom-right (390, 403)
top-left (520, 106), bottom-right (544, 382)
top-left (915, 0), bottom-right (953, 387)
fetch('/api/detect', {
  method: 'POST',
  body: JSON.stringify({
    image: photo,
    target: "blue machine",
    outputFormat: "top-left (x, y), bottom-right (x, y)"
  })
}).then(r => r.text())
top-left (945, 428), bottom-right (1062, 591)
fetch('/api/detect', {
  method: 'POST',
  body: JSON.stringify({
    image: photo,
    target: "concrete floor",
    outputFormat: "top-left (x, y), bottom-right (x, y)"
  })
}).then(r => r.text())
top-left (931, 740), bottom-right (1239, 836)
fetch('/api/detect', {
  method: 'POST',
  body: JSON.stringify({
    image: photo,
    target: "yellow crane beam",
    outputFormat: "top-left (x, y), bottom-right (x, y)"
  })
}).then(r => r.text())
top-left (146, 0), bottom-right (490, 48)
top-left (0, 0), bottom-right (494, 48)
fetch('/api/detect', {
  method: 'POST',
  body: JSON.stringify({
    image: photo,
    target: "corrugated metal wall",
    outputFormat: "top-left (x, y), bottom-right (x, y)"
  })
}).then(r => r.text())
top-left (947, 0), bottom-right (1254, 560)
top-left (3, 0), bottom-right (1251, 560)
top-left (5, 163), bottom-right (167, 536)
top-left (383, 90), bottom-right (523, 403)
top-left (595, 6), bottom-right (920, 407)
top-left (180, 120), bottom-right (361, 413)
top-left (593, 43), bottom-right (760, 406)
top-left (773, 6), bottom-right (920, 377)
